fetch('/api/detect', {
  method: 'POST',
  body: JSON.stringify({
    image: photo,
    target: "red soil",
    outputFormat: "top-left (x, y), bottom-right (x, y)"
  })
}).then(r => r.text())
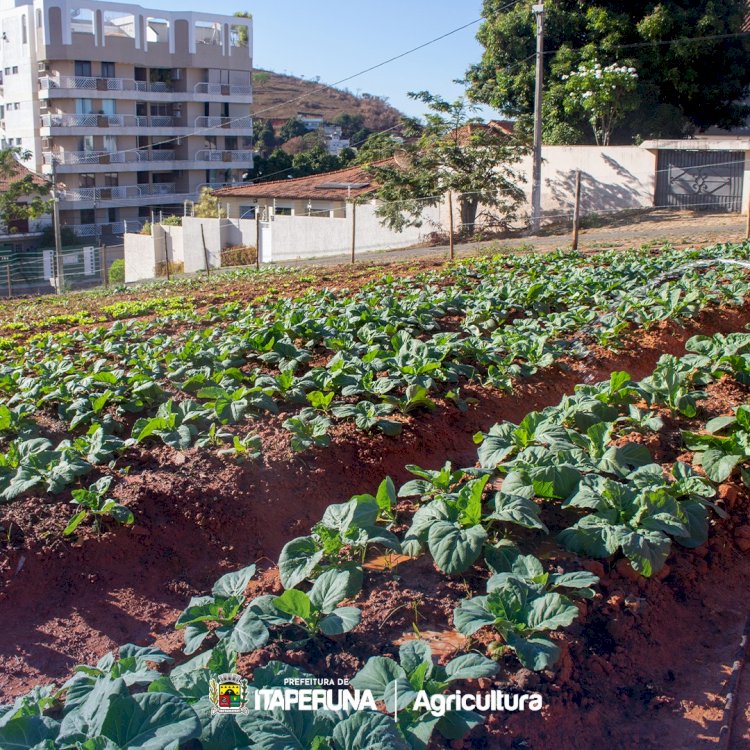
top-left (1, 305), bottom-right (750, 750)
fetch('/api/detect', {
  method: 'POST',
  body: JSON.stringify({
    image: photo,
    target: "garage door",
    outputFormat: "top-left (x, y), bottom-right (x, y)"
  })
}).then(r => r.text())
top-left (655, 150), bottom-right (745, 212)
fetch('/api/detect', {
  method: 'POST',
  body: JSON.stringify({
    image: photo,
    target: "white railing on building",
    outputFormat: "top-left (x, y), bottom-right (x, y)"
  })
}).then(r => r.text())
top-left (193, 82), bottom-right (252, 96)
top-left (194, 149), bottom-right (254, 162)
top-left (194, 115), bottom-right (253, 129)
top-left (41, 113), bottom-right (177, 129)
top-left (40, 75), bottom-right (172, 94)
top-left (60, 183), bottom-right (177, 202)
top-left (43, 150), bottom-right (177, 166)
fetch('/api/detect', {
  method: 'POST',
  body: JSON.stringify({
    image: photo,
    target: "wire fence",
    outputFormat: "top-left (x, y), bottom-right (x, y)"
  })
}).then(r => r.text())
top-left (0, 244), bottom-right (124, 298)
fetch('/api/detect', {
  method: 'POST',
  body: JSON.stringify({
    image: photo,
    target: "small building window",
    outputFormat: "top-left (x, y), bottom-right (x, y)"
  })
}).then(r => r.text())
top-left (274, 206), bottom-right (292, 216)
top-left (80, 208), bottom-right (96, 224)
top-left (239, 205), bottom-right (255, 219)
top-left (21, 15), bottom-right (27, 44)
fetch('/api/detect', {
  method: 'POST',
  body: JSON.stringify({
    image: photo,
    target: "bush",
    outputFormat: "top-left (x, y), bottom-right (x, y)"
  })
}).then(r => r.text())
top-left (140, 222), bottom-right (152, 236)
top-left (221, 244), bottom-right (257, 267)
top-left (39, 225), bottom-right (80, 248)
top-left (155, 260), bottom-right (184, 277)
top-left (162, 215), bottom-right (182, 226)
top-left (108, 258), bottom-right (125, 284)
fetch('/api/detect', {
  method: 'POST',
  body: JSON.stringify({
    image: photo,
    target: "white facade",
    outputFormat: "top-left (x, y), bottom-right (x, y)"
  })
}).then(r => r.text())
top-left (0, 0), bottom-right (253, 242)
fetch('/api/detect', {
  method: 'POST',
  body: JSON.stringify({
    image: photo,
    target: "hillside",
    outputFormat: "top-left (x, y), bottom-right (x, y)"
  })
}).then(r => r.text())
top-left (251, 68), bottom-right (403, 130)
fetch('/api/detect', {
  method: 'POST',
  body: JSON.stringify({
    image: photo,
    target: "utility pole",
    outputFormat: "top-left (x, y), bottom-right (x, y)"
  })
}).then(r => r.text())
top-left (530, 3), bottom-right (545, 233)
top-left (51, 157), bottom-right (63, 294)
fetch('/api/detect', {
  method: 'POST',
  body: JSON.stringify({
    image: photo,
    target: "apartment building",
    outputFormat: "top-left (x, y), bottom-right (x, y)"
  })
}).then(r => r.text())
top-left (0, 0), bottom-right (253, 241)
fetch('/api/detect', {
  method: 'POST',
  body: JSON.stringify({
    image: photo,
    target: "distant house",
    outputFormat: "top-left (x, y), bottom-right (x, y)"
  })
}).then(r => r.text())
top-left (297, 112), bottom-right (326, 130)
top-left (213, 161), bottom-right (387, 219)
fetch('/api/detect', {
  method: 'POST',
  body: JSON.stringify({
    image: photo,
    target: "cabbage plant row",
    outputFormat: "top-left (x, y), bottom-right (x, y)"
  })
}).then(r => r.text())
top-left (1, 244), bottom-right (750, 514)
top-left (4, 328), bottom-right (749, 749)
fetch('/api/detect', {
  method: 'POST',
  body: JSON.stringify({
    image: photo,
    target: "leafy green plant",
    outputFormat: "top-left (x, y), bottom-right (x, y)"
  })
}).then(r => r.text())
top-left (64, 476), bottom-right (133, 536)
top-left (272, 568), bottom-right (361, 638)
top-left (454, 576), bottom-right (581, 671)
top-left (282, 408), bottom-right (331, 452)
top-left (278, 495), bottom-right (401, 589)
top-left (332, 400), bottom-right (402, 436)
top-left (350, 641), bottom-right (498, 748)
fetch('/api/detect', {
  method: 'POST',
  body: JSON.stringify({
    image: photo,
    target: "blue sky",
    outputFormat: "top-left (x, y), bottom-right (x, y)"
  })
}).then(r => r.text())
top-left (175, 0), bottom-right (496, 120)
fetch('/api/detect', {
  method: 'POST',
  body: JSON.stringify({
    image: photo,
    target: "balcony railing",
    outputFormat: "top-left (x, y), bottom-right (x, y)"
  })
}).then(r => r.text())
top-left (44, 150), bottom-right (177, 166)
top-left (194, 149), bottom-right (254, 162)
top-left (194, 115), bottom-right (252, 129)
top-left (41, 113), bottom-right (178, 128)
top-left (40, 75), bottom-right (172, 94)
top-left (193, 82), bottom-right (252, 96)
top-left (60, 183), bottom-right (176, 202)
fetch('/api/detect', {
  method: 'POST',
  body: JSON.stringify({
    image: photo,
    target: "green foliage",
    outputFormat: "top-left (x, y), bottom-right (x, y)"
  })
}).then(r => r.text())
top-left (107, 259), bottom-right (125, 284)
top-left (467, 0), bottom-right (750, 142)
top-left (193, 188), bottom-right (226, 219)
top-left (368, 91), bottom-right (528, 234)
top-left (63, 476), bottom-right (133, 536)
top-left (279, 116), bottom-right (308, 143)
top-left (0, 148), bottom-right (51, 229)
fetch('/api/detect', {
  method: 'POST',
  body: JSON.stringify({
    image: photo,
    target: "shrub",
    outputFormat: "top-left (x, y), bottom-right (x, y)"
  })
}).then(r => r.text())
top-left (162, 215), bottom-right (182, 226)
top-left (221, 244), bottom-right (257, 267)
top-left (140, 222), bottom-right (152, 236)
top-left (108, 258), bottom-right (125, 284)
top-left (155, 260), bottom-right (184, 277)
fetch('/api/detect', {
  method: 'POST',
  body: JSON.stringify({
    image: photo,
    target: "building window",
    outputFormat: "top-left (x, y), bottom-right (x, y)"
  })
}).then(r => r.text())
top-left (11, 66), bottom-right (18, 75)
top-left (13, 102), bottom-right (20, 110)
top-left (104, 173), bottom-right (118, 187)
top-left (74, 60), bottom-right (92, 77)
top-left (80, 208), bottom-right (95, 225)
top-left (239, 205), bottom-right (255, 219)
top-left (79, 135), bottom-right (95, 152)
top-left (101, 62), bottom-right (115, 78)
top-left (80, 174), bottom-right (96, 189)
top-left (274, 206), bottom-right (292, 216)
top-left (103, 135), bottom-right (117, 153)
top-left (108, 208), bottom-right (118, 222)
top-left (21, 15), bottom-right (27, 44)
top-left (75, 99), bottom-right (94, 116)
top-left (100, 99), bottom-right (116, 115)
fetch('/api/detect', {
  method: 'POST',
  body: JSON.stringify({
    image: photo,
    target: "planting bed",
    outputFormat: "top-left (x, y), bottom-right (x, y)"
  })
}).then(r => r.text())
top-left (1, 243), bottom-right (750, 749)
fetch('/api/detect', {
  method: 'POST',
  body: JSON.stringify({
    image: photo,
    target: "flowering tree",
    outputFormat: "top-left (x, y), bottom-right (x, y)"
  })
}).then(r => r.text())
top-left (562, 62), bottom-right (639, 146)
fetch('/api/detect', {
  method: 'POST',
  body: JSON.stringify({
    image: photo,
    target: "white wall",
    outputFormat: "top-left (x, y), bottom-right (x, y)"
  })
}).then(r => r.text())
top-left (124, 232), bottom-right (156, 282)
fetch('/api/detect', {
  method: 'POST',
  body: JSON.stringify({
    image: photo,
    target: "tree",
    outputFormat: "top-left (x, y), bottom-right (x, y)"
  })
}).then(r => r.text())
top-left (562, 60), bottom-right (639, 145)
top-left (333, 113), bottom-right (366, 139)
top-left (368, 92), bottom-right (528, 234)
top-left (466, 0), bottom-right (750, 142)
top-left (353, 132), bottom-right (402, 164)
top-left (194, 187), bottom-right (226, 218)
top-left (0, 148), bottom-right (51, 232)
top-left (279, 117), bottom-right (308, 143)
top-left (233, 11), bottom-right (251, 46)
top-left (253, 118), bottom-right (277, 156)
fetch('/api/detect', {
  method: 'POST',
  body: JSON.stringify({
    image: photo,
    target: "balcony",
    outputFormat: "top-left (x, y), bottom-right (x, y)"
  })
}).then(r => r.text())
top-left (40, 75), bottom-right (172, 94)
top-left (61, 183), bottom-right (175, 201)
top-left (193, 82), bottom-right (252, 96)
top-left (41, 113), bottom-right (177, 129)
top-left (194, 115), bottom-right (252, 129)
top-left (43, 150), bottom-right (176, 166)
top-left (194, 149), bottom-right (254, 163)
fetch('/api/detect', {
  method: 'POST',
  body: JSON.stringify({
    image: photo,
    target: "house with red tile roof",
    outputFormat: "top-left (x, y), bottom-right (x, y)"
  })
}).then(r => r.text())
top-left (213, 160), bottom-right (388, 219)
top-left (0, 157), bottom-right (51, 242)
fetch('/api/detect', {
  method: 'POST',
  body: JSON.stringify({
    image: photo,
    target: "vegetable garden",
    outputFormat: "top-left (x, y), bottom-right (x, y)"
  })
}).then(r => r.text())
top-left (1, 242), bottom-right (750, 749)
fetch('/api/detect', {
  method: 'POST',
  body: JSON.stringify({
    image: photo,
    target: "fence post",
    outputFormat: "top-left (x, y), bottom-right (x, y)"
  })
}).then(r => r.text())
top-left (350, 201), bottom-right (357, 264)
top-left (746, 183), bottom-right (750, 241)
top-left (255, 216), bottom-right (260, 270)
top-left (201, 223), bottom-right (211, 278)
top-left (448, 192), bottom-right (455, 260)
top-left (572, 170), bottom-right (582, 251)
top-left (163, 226), bottom-right (170, 281)
top-left (99, 244), bottom-right (107, 287)
top-left (6, 264), bottom-right (11, 299)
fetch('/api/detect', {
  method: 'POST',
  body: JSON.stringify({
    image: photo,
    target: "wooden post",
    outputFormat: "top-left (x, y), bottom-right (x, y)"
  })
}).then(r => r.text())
top-left (6, 264), bottom-right (11, 299)
top-left (350, 201), bottom-right (357, 264)
top-left (572, 170), bottom-right (582, 251)
top-left (448, 192), bottom-right (455, 260)
top-left (255, 215), bottom-right (260, 269)
top-left (201, 223), bottom-right (211, 277)
top-left (746, 184), bottom-right (750, 240)
top-left (99, 244), bottom-right (107, 287)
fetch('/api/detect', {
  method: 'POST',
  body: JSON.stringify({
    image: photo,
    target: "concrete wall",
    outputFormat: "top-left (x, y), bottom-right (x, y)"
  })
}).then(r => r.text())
top-left (525, 145), bottom-right (657, 218)
top-left (124, 230), bottom-right (156, 282)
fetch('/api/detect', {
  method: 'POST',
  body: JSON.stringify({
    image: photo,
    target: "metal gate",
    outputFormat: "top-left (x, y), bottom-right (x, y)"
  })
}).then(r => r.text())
top-left (655, 150), bottom-right (745, 212)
